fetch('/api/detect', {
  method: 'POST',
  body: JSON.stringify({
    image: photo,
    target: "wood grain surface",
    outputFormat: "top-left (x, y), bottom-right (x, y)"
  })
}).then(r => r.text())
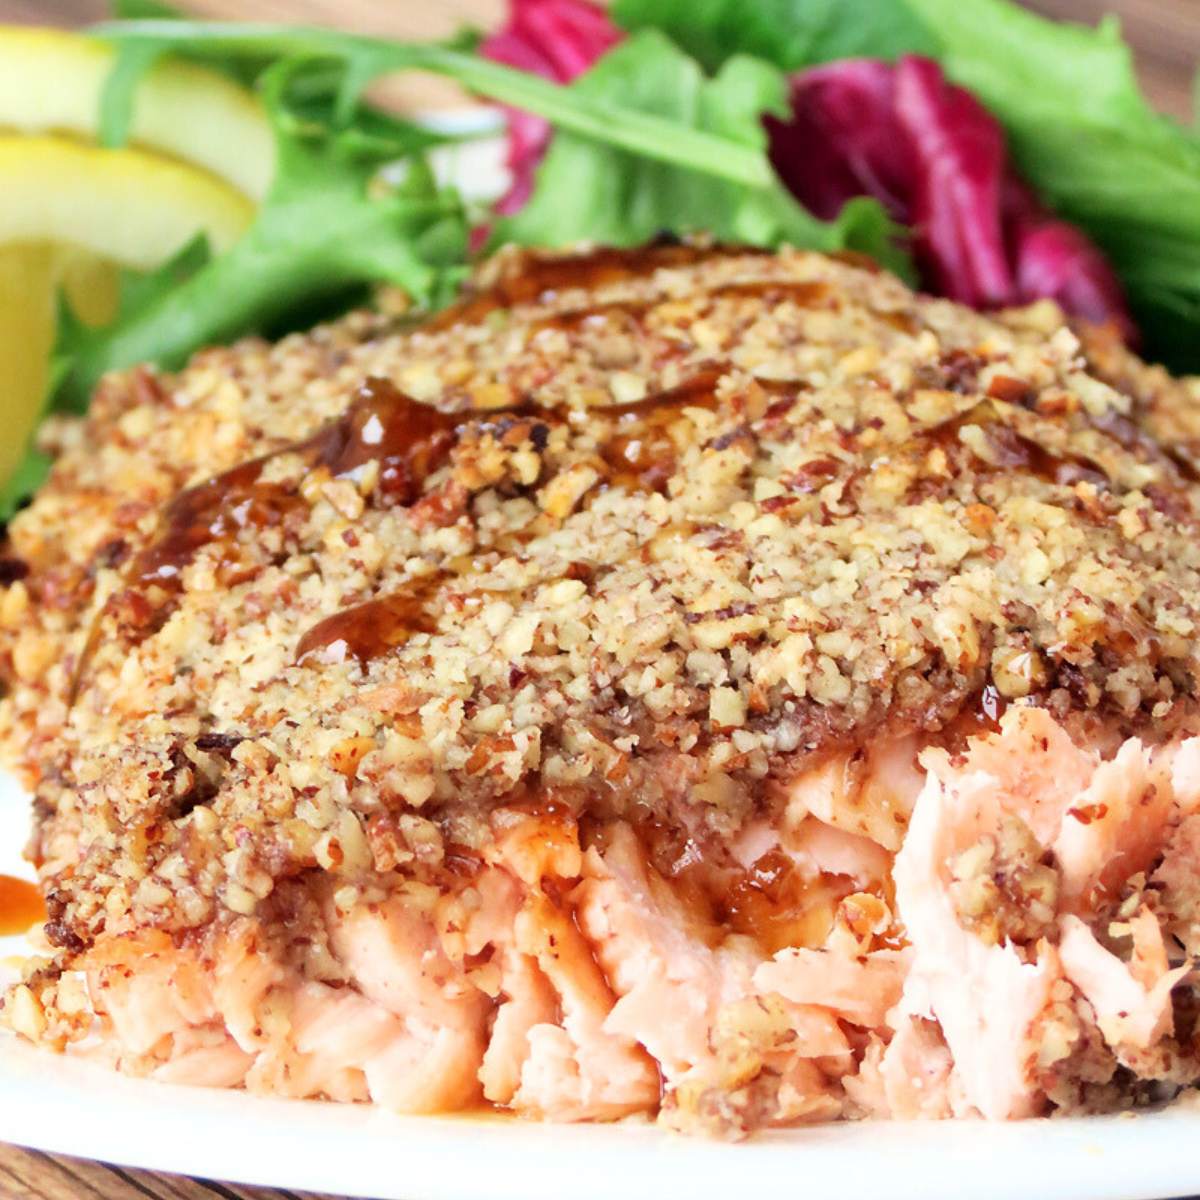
top-left (0, 0), bottom-right (1198, 1198)
top-left (0, 1142), bottom-right (342, 1199)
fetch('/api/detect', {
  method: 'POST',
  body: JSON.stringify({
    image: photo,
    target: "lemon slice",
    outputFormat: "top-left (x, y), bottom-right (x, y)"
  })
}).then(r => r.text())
top-left (0, 135), bottom-right (256, 503)
top-left (0, 244), bottom-right (64, 491)
top-left (0, 135), bottom-right (253, 266)
top-left (0, 27), bottom-right (273, 201)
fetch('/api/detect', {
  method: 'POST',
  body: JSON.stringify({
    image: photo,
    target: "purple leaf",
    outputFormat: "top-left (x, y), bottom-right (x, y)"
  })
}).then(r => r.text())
top-left (767, 60), bottom-right (911, 223)
top-left (894, 55), bottom-right (1014, 309)
top-left (766, 52), bottom-right (1135, 337)
top-left (1004, 179), bottom-right (1138, 342)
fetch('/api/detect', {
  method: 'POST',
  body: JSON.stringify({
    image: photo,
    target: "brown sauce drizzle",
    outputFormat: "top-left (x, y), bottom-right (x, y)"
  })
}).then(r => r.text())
top-left (295, 571), bottom-right (447, 668)
top-left (706, 279), bottom-right (829, 306)
top-left (599, 369), bottom-right (725, 494)
top-left (130, 355), bottom-right (805, 625)
top-left (0, 875), bottom-right (44, 936)
top-left (598, 369), bottom-right (808, 494)
top-left (129, 458), bottom-right (299, 598)
top-left (125, 378), bottom-right (550, 626)
top-left (922, 402), bottom-right (1110, 489)
top-left (529, 278), bottom-right (829, 338)
top-left (129, 361), bottom-right (810, 671)
top-left (531, 299), bottom-right (653, 335)
top-left (989, 427), bottom-right (1109, 489)
top-left (305, 377), bottom-right (466, 501)
top-left (294, 368), bottom-right (821, 670)
top-left (829, 249), bottom-right (883, 274)
top-left (1092, 407), bottom-right (1200, 491)
top-left (942, 684), bottom-right (1009, 752)
top-left (423, 243), bottom-right (764, 332)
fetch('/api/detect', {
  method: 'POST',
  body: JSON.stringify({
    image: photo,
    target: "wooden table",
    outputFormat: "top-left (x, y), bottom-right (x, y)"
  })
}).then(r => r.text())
top-left (1, 0), bottom-right (1199, 1197)
top-left (0, 1142), bottom-right (340, 1199)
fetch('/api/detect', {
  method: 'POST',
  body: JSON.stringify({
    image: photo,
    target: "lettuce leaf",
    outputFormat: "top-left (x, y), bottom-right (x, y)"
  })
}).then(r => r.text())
top-left (610, 0), bottom-right (934, 74)
top-left (497, 32), bottom-right (909, 275)
top-left (0, 450), bottom-right (52, 523)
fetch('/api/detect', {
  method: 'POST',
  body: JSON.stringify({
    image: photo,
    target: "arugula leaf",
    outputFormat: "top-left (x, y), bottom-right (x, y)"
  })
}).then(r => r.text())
top-left (610, 0), bottom-right (934, 74)
top-left (272, 64), bottom-right (454, 160)
top-left (0, 450), bottom-right (52, 523)
top-left (57, 57), bottom-right (469, 411)
top-left (103, 2), bottom-right (271, 103)
top-left (98, 41), bottom-right (168, 149)
top-left (905, 0), bottom-right (1200, 370)
top-left (54, 236), bottom-right (211, 413)
top-left (497, 32), bottom-right (908, 276)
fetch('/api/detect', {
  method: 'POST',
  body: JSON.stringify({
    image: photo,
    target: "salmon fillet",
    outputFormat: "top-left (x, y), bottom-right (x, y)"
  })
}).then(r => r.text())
top-left (4, 242), bottom-right (1200, 1135)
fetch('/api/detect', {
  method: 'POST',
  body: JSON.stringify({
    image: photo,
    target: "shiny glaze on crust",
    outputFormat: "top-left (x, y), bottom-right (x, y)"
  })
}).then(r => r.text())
top-left (294, 571), bottom-right (447, 668)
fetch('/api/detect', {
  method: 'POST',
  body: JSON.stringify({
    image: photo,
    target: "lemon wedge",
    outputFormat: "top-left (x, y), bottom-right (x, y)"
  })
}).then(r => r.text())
top-left (0, 135), bottom-right (256, 503)
top-left (0, 26), bottom-right (273, 201)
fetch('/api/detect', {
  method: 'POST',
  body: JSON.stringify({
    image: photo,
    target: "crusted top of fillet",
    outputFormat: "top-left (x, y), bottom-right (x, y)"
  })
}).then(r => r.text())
top-left (3, 242), bottom-right (1200, 949)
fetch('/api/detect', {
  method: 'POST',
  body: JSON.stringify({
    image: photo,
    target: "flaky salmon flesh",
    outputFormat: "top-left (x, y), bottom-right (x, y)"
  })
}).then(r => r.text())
top-left (5, 242), bottom-right (1200, 1136)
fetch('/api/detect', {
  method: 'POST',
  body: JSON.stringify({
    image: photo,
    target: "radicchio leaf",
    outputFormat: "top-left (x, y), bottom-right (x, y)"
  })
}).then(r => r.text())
top-left (893, 55), bottom-right (1014, 308)
top-left (766, 60), bottom-right (910, 223)
top-left (1004, 179), bottom-right (1137, 341)
top-left (766, 54), bottom-right (1135, 337)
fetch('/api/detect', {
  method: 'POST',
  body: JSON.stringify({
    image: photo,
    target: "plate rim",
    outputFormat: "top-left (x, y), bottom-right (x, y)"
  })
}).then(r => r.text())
top-left (4, 1031), bottom-right (1200, 1200)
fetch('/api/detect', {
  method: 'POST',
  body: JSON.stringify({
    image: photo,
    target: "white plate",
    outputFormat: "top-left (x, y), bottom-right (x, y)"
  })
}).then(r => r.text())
top-left (3, 767), bottom-right (1200, 1200)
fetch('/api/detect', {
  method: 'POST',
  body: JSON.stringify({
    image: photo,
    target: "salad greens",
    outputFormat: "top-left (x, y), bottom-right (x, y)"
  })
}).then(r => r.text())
top-left (3, 0), bottom-right (1200, 518)
top-left (94, 23), bottom-right (784, 188)
top-left (497, 32), bottom-right (906, 275)
top-left (619, 0), bottom-right (1200, 370)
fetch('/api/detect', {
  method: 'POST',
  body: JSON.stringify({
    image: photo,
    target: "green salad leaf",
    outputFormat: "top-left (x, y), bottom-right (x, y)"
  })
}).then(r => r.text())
top-left (92, 22), bottom-right (778, 187)
top-left (499, 32), bottom-right (907, 275)
top-left (0, 450), bottom-right (53, 523)
top-left (105, 0), bottom-right (272, 92)
top-left (611, 0), bottom-right (934, 74)
top-left (905, 0), bottom-right (1200, 370)
top-left (54, 236), bottom-right (211, 413)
